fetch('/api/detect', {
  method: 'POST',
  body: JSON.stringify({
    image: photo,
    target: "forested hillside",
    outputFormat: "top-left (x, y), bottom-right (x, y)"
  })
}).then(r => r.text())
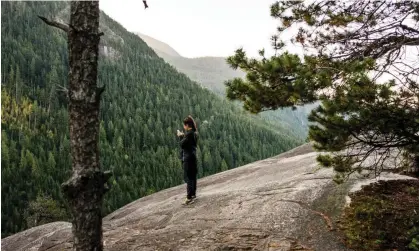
top-left (136, 33), bottom-right (317, 136)
top-left (1, 2), bottom-right (303, 237)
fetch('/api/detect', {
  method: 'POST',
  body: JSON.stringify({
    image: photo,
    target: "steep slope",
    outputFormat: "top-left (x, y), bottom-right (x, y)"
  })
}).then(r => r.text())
top-left (1, 2), bottom-right (303, 237)
top-left (136, 32), bottom-right (316, 136)
top-left (2, 144), bottom-right (413, 251)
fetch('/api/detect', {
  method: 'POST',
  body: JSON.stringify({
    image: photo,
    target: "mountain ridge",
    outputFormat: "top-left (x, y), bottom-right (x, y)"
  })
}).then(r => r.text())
top-left (135, 32), bottom-right (246, 94)
top-left (135, 32), bottom-right (182, 58)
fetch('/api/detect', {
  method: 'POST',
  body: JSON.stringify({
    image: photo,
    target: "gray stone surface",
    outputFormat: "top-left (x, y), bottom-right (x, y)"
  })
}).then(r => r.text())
top-left (1, 144), bottom-right (412, 250)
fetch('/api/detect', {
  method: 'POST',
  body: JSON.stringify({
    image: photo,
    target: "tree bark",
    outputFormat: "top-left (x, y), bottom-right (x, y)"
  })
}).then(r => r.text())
top-left (413, 155), bottom-right (419, 176)
top-left (56, 2), bottom-right (110, 250)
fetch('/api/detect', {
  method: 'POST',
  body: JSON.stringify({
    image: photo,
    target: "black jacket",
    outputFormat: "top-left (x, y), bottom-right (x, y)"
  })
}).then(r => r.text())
top-left (179, 130), bottom-right (198, 162)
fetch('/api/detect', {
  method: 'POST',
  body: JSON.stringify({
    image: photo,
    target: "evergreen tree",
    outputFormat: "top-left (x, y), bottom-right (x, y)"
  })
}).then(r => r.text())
top-left (24, 194), bottom-right (68, 229)
top-left (225, 0), bottom-right (419, 182)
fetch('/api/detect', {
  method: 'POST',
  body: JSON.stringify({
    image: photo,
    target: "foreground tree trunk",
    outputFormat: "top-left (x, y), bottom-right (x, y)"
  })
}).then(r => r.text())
top-left (63, 2), bottom-right (109, 250)
top-left (40, 1), bottom-right (111, 250)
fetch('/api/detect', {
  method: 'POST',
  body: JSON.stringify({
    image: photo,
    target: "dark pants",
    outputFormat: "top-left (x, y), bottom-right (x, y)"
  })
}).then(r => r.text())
top-left (183, 158), bottom-right (197, 199)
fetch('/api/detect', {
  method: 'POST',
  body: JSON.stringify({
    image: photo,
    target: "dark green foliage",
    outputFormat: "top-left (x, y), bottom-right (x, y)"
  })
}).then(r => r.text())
top-left (226, 51), bottom-right (324, 112)
top-left (24, 194), bottom-right (69, 229)
top-left (1, 1), bottom-right (302, 237)
top-left (340, 180), bottom-right (419, 251)
top-left (225, 0), bottom-right (419, 182)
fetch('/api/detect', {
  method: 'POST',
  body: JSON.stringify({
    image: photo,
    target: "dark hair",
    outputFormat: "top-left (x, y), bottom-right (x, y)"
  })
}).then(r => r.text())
top-left (183, 115), bottom-right (197, 132)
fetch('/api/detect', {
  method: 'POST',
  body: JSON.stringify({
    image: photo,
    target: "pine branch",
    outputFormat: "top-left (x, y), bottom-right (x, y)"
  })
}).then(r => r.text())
top-left (400, 24), bottom-right (419, 34)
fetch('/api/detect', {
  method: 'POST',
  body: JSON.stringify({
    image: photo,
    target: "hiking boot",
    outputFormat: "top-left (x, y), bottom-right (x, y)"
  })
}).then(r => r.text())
top-left (183, 198), bottom-right (194, 205)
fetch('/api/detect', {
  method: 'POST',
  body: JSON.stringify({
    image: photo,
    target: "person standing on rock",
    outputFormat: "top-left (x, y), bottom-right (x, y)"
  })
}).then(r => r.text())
top-left (177, 115), bottom-right (198, 205)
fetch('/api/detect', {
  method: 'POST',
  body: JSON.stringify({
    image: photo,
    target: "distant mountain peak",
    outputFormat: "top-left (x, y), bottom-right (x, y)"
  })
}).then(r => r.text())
top-left (135, 32), bottom-right (181, 58)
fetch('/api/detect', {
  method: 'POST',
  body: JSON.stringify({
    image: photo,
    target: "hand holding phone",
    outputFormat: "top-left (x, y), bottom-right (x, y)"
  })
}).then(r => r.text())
top-left (177, 130), bottom-right (184, 137)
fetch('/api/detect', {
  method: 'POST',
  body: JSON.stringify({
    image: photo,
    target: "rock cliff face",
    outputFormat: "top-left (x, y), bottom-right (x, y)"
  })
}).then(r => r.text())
top-left (1, 144), bottom-right (412, 251)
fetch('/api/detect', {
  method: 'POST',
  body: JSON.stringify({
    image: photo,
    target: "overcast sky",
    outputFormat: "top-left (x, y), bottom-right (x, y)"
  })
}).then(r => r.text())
top-left (99, 0), bottom-right (278, 58)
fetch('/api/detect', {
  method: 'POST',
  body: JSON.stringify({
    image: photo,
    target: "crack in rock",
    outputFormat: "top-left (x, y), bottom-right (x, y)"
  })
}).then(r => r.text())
top-left (278, 200), bottom-right (334, 231)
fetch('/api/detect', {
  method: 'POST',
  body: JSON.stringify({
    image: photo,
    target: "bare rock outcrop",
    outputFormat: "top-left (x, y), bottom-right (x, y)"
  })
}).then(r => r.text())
top-left (2, 144), bottom-right (413, 251)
